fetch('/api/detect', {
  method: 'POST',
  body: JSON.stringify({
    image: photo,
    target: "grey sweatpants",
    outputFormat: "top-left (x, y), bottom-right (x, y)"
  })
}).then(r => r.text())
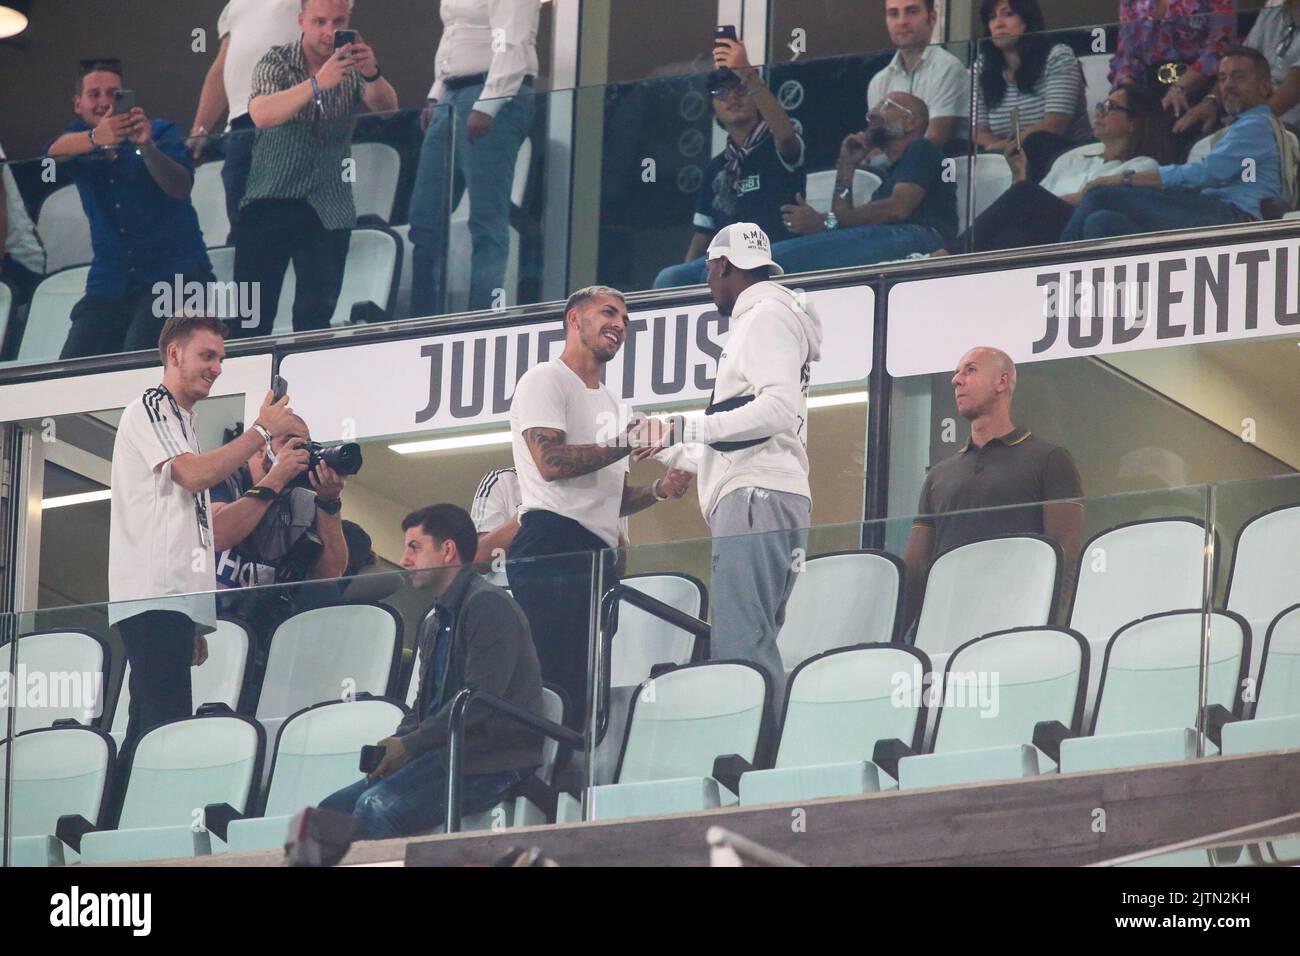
top-left (708, 487), bottom-right (811, 717)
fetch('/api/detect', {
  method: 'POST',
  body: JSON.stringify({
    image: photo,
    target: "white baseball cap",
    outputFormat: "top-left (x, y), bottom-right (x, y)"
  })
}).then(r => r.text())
top-left (706, 222), bottom-right (784, 276)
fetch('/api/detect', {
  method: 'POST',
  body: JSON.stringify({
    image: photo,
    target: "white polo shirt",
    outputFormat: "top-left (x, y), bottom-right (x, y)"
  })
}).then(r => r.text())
top-left (108, 386), bottom-right (217, 633)
top-left (509, 359), bottom-right (630, 548)
top-left (217, 0), bottom-right (302, 128)
top-left (868, 44), bottom-right (972, 120)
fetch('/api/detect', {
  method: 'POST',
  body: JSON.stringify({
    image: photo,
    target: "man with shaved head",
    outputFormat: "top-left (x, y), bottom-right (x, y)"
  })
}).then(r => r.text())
top-left (765, 90), bottom-right (956, 274)
top-left (901, 345), bottom-right (1083, 627)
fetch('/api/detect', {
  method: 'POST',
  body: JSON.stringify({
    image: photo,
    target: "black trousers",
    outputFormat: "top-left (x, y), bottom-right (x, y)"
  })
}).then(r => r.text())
top-left (958, 180), bottom-right (1076, 253)
top-left (116, 610), bottom-right (196, 753)
top-left (60, 269), bottom-right (216, 360)
top-left (507, 511), bottom-right (618, 728)
top-left (230, 198), bottom-right (350, 339)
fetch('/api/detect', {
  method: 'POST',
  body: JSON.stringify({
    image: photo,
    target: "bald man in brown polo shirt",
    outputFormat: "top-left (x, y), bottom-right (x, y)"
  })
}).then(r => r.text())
top-left (902, 346), bottom-right (1084, 627)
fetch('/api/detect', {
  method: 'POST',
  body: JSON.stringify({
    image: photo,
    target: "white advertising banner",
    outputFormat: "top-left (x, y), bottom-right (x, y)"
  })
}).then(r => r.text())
top-left (886, 237), bottom-right (1300, 377)
top-left (280, 285), bottom-right (874, 442)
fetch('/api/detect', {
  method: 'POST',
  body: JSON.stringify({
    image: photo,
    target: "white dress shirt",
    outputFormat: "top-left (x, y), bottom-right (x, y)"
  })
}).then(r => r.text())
top-left (428, 0), bottom-right (540, 117)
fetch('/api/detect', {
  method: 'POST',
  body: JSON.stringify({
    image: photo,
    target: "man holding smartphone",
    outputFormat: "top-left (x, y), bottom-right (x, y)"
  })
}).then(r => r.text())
top-left (231, 0), bottom-right (397, 338)
top-left (45, 60), bottom-right (214, 359)
top-left (110, 315), bottom-right (298, 751)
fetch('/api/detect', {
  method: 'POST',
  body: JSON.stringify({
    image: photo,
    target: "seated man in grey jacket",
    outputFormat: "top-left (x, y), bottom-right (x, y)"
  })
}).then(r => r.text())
top-left (318, 503), bottom-right (543, 840)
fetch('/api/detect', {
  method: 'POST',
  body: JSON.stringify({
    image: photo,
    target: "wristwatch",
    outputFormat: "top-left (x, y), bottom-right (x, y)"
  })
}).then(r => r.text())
top-left (1122, 169), bottom-right (1136, 187)
top-left (87, 127), bottom-right (99, 149)
top-left (652, 479), bottom-right (669, 502)
top-left (317, 496), bottom-right (343, 515)
top-left (362, 65), bottom-right (382, 83)
top-left (835, 181), bottom-right (853, 200)
top-left (824, 212), bottom-right (839, 231)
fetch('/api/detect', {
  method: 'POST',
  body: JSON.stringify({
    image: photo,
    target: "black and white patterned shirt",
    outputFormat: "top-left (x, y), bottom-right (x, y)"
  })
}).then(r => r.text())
top-left (241, 39), bottom-right (366, 230)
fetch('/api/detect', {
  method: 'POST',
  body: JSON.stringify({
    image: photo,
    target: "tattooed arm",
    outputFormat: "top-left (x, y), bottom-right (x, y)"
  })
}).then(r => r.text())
top-left (620, 477), bottom-right (661, 517)
top-left (523, 426), bottom-right (631, 482)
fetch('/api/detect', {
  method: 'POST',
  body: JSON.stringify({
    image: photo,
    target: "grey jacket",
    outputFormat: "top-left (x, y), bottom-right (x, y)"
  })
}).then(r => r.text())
top-left (396, 567), bottom-right (544, 775)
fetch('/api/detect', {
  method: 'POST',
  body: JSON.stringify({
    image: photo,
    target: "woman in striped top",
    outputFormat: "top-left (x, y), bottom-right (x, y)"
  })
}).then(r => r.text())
top-left (973, 0), bottom-right (1090, 182)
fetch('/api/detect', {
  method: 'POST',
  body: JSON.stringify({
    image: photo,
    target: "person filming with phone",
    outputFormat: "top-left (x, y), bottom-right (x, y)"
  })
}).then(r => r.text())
top-left (45, 59), bottom-right (214, 360)
top-left (231, 0), bottom-right (397, 338)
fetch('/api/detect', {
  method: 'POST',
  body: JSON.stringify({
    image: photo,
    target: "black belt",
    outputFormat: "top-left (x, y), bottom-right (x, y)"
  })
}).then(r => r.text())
top-left (443, 73), bottom-right (534, 92)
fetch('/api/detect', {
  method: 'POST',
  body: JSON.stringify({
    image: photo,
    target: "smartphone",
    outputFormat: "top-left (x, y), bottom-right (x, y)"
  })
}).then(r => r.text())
top-left (334, 29), bottom-right (358, 52)
top-left (1011, 106), bottom-right (1022, 152)
top-left (271, 374), bottom-right (288, 403)
top-left (358, 745), bottom-right (385, 774)
top-left (111, 89), bottom-right (136, 116)
top-left (714, 24), bottom-right (738, 45)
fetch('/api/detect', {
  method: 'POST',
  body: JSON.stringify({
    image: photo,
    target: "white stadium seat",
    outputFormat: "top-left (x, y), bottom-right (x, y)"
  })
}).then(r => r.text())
top-left (914, 534), bottom-right (1060, 657)
top-left (954, 153), bottom-right (1013, 234)
top-left (17, 265), bottom-right (89, 363)
top-left (255, 603), bottom-right (401, 749)
top-left (192, 160), bottom-right (230, 247)
top-left (804, 168), bottom-right (881, 213)
top-left (1069, 518), bottom-right (1209, 727)
top-left (3, 630), bottom-right (107, 736)
top-left (588, 662), bottom-right (768, 821)
top-left (79, 714), bottom-right (264, 864)
top-left (0, 726), bottom-right (116, 866)
top-left (110, 618), bottom-right (251, 751)
top-left (224, 697), bottom-right (407, 853)
top-left (0, 279), bottom-right (12, 352)
top-left (1226, 504), bottom-right (1300, 683)
top-left (1059, 610), bottom-right (1248, 774)
top-left (898, 627), bottom-right (1087, 789)
top-left (777, 549), bottom-right (903, 672)
top-left (35, 184), bottom-right (91, 273)
top-left (1221, 605), bottom-right (1300, 756)
top-left (272, 227), bottom-right (402, 334)
top-left (351, 141), bottom-right (402, 224)
top-left (739, 645), bottom-right (928, 806)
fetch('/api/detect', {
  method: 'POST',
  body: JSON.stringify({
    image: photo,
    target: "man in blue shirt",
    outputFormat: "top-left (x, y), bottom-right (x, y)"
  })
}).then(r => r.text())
top-left (46, 60), bottom-right (212, 360)
top-left (1062, 46), bottom-right (1286, 241)
top-left (766, 91), bottom-right (957, 274)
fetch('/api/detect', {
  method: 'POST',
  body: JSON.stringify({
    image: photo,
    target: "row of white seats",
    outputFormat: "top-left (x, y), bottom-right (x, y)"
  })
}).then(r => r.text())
top-left (0, 685), bottom-right (567, 866)
top-left (584, 604), bottom-right (1300, 822)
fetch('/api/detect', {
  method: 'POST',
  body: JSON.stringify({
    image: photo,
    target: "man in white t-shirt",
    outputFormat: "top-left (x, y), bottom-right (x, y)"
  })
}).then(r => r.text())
top-left (190, 0), bottom-right (301, 243)
top-left (867, 0), bottom-right (970, 150)
top-left (506, 286), bottom-right (691, 720)
top-left (109, 314), bottom-right (296, 749)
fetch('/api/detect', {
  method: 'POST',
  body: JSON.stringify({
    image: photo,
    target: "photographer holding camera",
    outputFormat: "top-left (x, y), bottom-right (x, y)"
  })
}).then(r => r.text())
top-left (210, 416), bottom-right (350, 616)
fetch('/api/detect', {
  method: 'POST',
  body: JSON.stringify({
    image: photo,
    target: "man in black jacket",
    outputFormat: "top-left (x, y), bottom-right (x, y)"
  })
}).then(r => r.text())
top-left (318, 504), bottom-right (543, 840)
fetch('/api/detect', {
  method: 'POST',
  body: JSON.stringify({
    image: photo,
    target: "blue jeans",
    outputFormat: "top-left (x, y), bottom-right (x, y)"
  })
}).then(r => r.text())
top-left (769, 223), bottom-right (942, 274)
top-left (220, 120), bottom-right (256, 246)
top-left (1060, 187), bottom-right (1250, 242)
top-left (318, 748), bottom-right (533, 841)
top-left (408, 83), bottom-right (535, 315)
top-left (653, 256), bottom-right (709, 289)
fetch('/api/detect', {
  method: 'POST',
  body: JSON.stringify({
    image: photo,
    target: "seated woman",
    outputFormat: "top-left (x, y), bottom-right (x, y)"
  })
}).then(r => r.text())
top-left (973, 0), bottom-right (1091, 182)
top-left (946, 83), bottom-right (1176, 252)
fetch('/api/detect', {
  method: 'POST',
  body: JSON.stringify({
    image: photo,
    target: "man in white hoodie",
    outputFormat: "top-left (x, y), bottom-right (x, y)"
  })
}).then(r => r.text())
top-left (632, 223), bottom-right (823, 709)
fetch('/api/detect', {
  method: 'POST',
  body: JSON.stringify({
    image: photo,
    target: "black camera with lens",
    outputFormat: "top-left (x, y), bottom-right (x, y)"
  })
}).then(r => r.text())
top-left (289, 440), bottom-right (364, 490)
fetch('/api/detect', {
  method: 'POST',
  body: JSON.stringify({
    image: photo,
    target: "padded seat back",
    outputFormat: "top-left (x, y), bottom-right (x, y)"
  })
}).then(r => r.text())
top-left (35, 184), bottom-right (91, 272)
top-left (915, 535), bottom-right (1060, 656)
top-left (954, 154), bottom-right (1013, 233)
top-left (1257, 605), bottom-right (1300, 721)
top-left (117, 715), bottom-right (263, 829)
top-left (351, 142), bottom-right (402, 222)
top-left (0, 727), bottom-right (114, 840)
top-left (262, 698), bottom-right (406, 817)
top-left (1092, 610), bottom-right (1247, 736)
top-left (933, 627), bottom-right (1086, 753)
top-left (615, 662), bottom-right (767, 784)
top-left (611, 573), bottom-right (705, 687)
top-left (18, 266), bottom-right (90, 362)
top-left (778, 551), bottom-right (903, 671)
top-left (192, 161), bottom-right (230, 246)
top-left (1227, 505), bottom-right (1300, 666)
top-left (257, 604), bottom-right (400, 720)
top-left (804, 168), bottom-right (881, 212)
top-left (113, 619), bottom-right (250, 734)
top-left (4, 630), bottom-right (107, 735)
top-left (775, 645), bottom-right (927, 768)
